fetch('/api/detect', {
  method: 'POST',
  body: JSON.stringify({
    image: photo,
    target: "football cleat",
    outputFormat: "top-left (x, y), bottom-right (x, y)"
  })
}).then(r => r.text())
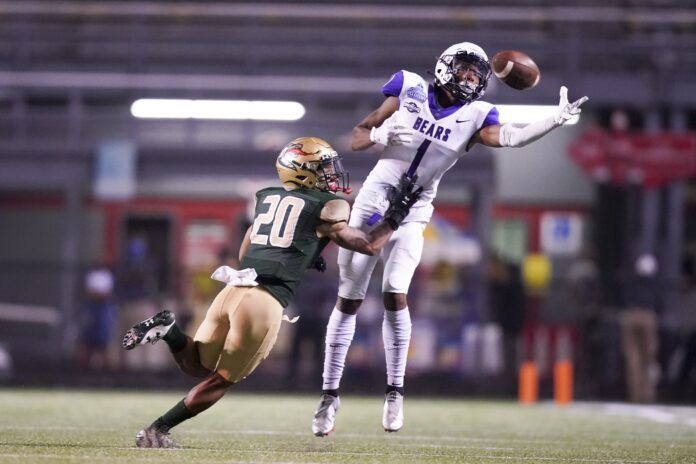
top-left (122, 310), bottom-right (175, 350)
top-left (135, 426), bottom-right (181, 449)
top-left (382, 390), bottom-right (404, 432)
top-left (311, 393), bottom-right (340, 437)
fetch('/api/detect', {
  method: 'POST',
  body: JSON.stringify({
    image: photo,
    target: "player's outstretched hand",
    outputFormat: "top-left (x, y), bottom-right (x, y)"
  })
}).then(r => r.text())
top-left (384, 174), bottom-right (423, 230)
top-left (370, 113), bottom-right (414, 146)
top-left (554, 86), bottom-right (588, 125)
top-left (312, 256), bottom-right (327, 272)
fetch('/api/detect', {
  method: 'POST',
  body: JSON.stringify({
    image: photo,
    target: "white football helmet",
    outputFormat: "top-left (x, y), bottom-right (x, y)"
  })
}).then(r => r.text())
top-left (434, 42), bottom-right (491, 103)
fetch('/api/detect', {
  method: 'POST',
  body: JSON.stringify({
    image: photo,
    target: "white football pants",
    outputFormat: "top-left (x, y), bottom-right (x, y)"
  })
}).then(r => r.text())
top-left (338, 207), bottom-right (426, 300)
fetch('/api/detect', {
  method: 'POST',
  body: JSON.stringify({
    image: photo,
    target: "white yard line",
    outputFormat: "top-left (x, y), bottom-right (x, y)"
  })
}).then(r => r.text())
top-left (0, 425), bottom-right (118, 431)
top-left (188, 428), bottom-right (696, 444)
top-left (0, 454), bottom-right (259, 464)
top-left (452, 457), bottom-right (659, 463)
top-left (1, 450), bottom-right (662, 464)
top-left (3, 423), bottom-right (692, 445)
top-left (576, 402), bottom-right (696, 428)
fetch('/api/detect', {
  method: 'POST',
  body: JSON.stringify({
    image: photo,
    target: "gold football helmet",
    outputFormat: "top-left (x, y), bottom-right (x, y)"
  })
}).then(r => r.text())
top-left (276, 137), bottom-right (351, 193)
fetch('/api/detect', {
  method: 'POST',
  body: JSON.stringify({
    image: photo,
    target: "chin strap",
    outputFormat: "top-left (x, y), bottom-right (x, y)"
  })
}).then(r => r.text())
top-left (326, 185), bottom-right (352, 195)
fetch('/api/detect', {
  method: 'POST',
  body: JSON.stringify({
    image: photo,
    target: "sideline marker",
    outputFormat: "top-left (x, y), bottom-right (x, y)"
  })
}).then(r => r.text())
top-left (518, 361), bottom-right (538, 404)
top-left (554, 360), bottom-right (574, 405)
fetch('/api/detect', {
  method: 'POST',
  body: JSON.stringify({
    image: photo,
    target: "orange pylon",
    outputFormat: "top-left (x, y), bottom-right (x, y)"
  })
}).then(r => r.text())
top-left (518, 361), bottom-right (538, 404)
top-left (554, 360), bottom-right (573, 405)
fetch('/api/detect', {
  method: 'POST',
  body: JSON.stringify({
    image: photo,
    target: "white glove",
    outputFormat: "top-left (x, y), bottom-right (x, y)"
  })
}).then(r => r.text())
top-left (369, 113), bottom-right (414, 146)
top-left (498, 86), bottom-right (589, 148)
top-left (554, 86), bottom-right (589, 125)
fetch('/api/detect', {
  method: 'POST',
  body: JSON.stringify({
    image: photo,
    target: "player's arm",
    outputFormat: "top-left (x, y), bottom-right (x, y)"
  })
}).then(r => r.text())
top-left (351, 96), bottom-right (412, 151)
top-left (238, 226), bottom-right (252, 261)
top-left (317, 178), bottom-right (423, 255)
top-left (469, 124), bottom-right (502, 148)
top-left (320, 220), bottom-right (395, 256)
top-left (315, 199), bottom-right (386, 256)
top-left (470, 86), bottom-right (589, 149)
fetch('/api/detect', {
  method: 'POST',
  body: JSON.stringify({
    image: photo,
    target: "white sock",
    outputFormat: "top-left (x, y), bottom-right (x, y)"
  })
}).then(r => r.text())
top-left (322, 308), bottom-right (356, 391)
top-left (383, 308), bottom-right (412, 387)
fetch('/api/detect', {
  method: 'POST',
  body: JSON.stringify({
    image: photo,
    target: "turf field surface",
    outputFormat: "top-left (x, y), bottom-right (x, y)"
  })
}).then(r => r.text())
top-left (0, 389), bottom-right (694, 463)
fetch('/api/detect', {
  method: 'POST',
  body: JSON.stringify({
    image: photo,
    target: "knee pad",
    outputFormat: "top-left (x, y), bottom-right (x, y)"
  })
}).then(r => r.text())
top-left (337, 247), bottom-right (379, 300)
top-left (382, 222), bottom-right (425, 294)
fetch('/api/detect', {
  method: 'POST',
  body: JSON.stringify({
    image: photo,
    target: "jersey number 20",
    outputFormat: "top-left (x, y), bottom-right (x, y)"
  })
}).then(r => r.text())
top-left (250, 195), bottom-right (305, 248)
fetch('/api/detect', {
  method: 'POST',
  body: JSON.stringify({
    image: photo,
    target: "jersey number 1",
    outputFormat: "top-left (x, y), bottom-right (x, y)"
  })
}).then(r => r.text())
top-left (250, 195), bottom-right (305, 248)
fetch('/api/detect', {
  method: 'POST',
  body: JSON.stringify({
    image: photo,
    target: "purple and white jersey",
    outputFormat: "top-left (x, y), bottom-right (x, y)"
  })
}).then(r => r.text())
top-left (354, 70), bottom-right (499, 223)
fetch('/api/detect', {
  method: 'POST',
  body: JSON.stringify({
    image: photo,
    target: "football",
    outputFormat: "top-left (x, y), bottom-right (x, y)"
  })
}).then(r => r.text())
top-left (491, 50), bottom-right (541, 90)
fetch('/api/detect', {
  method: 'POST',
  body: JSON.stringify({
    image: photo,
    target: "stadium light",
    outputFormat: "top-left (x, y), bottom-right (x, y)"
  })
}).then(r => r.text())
top-left (130, 99), bottom-right (305, 121)
top-left (497, 105), bottom-right (579, 125)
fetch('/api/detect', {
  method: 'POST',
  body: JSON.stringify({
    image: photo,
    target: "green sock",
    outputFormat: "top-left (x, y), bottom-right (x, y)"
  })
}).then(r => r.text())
top-left (152, 399), bottom-right (195, 432)
top-left (162, 324), bottom-right (188, 353)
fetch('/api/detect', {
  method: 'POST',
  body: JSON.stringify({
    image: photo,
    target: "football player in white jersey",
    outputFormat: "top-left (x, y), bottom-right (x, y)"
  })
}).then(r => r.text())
top-left (312, 41), bottom-right (588, 437)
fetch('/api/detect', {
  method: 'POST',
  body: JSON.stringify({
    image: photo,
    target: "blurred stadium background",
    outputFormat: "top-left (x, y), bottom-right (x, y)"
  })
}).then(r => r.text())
top-left (1, 0), bottom-right (696, 411)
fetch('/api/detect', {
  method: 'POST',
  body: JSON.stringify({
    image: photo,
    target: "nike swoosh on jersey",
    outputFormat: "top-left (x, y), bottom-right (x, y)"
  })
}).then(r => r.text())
top-left (456, 119), bottom-right (471, 123)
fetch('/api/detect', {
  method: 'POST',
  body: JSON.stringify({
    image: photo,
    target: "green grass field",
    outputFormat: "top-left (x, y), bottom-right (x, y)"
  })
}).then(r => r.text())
top-left (0, 389), bottom-right (694, 463)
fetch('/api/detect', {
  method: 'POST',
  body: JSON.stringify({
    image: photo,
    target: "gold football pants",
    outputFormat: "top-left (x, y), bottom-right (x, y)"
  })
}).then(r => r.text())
top-left (194, 285), bottom-right (283, 383)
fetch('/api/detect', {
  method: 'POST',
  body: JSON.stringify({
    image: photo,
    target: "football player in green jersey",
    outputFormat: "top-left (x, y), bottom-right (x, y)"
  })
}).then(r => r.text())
top-left (121, 136), bottom-right (422, 448)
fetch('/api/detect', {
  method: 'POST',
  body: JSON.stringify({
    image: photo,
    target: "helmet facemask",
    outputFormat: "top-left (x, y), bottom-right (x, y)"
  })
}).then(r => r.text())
top-left (436, 50), bottom-right (491, 103)
top-left (315, 155), bottom-right (351, 194)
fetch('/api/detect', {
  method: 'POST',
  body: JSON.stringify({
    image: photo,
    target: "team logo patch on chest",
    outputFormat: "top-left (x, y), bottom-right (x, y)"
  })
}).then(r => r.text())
top-left (403, 101), bottom-right (421, 113)
top-left (406, 85), bottom-right (427, 103)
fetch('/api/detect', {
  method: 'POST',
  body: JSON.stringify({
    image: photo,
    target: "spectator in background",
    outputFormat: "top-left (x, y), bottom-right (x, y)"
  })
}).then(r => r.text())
top-left (566, 247), bottom-right (601, 316)
top-left (677, 318), bottom-right (696, 399)
top-left (674, 255), bottom-right (696, 399)
top-left (76, 263), bottom-right (117, 371)
top-left (565, 247), bottom-right (608, 399)
top-left (286, 262), bottom-right (338, 389)
top-left (114, 236), bottom-right (159, 370)
top-left (619, 254), bottom-right (660, 403)
top-left (188, 246), bottom-right (238, 332)
top-left (487, 253), bottom-right (524, 381)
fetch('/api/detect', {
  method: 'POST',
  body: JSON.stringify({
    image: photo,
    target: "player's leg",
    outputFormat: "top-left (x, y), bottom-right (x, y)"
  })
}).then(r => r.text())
top-left (133, 286), bottom-right (240, 448)
top-left (122, 287), bottom-right (244, 378)
top-left (321, 294), bottom-right (364, 394)
top-left (312, 296), bottom-right (362, 437)
top-left (211, 287), bottom-right (283, 382)
top-left (136, 372), bottom-right (233, 449)
top-left (172, 284), bottom-right (266, 378)
top-left (136, 287), bottom-right (283, 448)
top-left (122, 309), bottom-right (209, 377)
top-left (312, 291), bottom-right (372, 435)
top-left (380, 221), bottom-right (426, 432)
top-left (178, 287), bottom-right (282, 419)
top-left (313, 209), bottom-right (381, 437)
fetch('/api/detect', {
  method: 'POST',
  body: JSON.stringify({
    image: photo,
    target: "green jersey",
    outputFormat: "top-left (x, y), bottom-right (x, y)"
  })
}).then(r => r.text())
top-left (240, 187), bottom-right (340, 307)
